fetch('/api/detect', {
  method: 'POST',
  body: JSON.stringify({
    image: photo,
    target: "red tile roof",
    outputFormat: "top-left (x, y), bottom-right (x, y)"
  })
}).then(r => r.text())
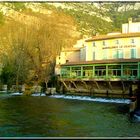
top-left (61, 58), bottom-right (140, 66)
top-left (85, 32), bottom-right (140, 42)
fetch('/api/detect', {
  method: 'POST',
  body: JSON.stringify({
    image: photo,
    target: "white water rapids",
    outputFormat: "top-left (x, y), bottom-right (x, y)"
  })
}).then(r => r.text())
top-left (9, 92), bottom-right (131, 104)
top-left (50, 94), bottom-right (131, 104)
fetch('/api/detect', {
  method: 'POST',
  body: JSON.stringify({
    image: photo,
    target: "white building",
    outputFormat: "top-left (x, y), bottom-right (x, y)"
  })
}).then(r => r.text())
top-left (55, 47), bottom-right (80, 75)
top-left (122, 18), bottom-right (140, 33)
top-left (55, 18), bottom-right (140, 76)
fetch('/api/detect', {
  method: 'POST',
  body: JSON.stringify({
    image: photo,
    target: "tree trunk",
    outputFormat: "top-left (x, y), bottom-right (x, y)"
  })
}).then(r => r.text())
top-left (16, 64), bottom-right (20, 92)
top-left (45, 79), bottom-right (48, 89)
top-left (16, 74), bottom-right (19, 92)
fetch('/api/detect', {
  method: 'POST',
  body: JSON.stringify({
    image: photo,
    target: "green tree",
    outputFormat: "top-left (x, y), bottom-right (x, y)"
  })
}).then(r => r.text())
top-left (0, 12), bottom-right (4, 25)
top-left (12, 2), bottom-right (26, 11)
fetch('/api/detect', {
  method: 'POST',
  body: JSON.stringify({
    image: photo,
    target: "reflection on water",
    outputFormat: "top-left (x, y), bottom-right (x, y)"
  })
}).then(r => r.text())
top-left (0, 94), bottom-right (139, 137)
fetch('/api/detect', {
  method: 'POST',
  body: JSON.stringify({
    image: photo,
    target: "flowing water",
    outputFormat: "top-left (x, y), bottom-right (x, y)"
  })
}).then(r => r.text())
top-left (0, 93), bottom-right (139, 138)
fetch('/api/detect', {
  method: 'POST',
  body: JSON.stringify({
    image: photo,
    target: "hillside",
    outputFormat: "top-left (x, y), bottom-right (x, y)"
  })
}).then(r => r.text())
top-left (47, 2), bottom-right (140, 35)
top-left (0, 2), bottom-right (140, 37)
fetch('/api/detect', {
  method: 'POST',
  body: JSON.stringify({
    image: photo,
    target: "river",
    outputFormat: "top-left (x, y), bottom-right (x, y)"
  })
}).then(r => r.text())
top-left (0, 93), bottom-right (139, 138)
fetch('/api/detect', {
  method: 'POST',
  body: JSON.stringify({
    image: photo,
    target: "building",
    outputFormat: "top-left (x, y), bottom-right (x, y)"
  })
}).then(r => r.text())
top-left (55, 47), bottom-right (80, 75)
top-left (56, 19), bottom-right (140, 98)
top-left (122, 18), bottom-right (140, 33)
top-left (55, 39), bottom-right (85, 75)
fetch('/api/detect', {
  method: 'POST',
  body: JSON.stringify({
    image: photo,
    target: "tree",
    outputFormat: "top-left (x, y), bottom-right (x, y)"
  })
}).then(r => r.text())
top-left (0, 12), bottom-right (4, 25)
top-left (0, 9), bottom-right (79, 90)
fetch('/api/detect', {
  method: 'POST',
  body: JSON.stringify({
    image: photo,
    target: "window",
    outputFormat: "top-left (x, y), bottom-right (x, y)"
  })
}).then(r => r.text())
top-left (71, 67), bottom-right (81, 77)
top-left (117, 49), bottom-right (123, 59)
top-left (131, 39), bottom-right (135, 44)
top-left (93, 42), bottom-right (95, 47)
top-left (108, 65), bottom-right (121, 77)
top-left (115, 40), bottom-right (119, 45)
top-left (131, 48), bottom-right (136, 58)
top-left (103, 49), bottom-right (107, 59)
top-left (103, 41), bottom-right (106, 46)
top-left (83, 66), bottom-right (93, 77)
top-left (95, 66), bottom-right (106, 77)
top-left (80, 47), bottom-right (86, 61)
top-left (93, 51), bottom-right (95, 60)
top-left (113, 50), bottom-right (117, 59)
top-left (108, 70), bottom-right (121, 76)
top-left (61, 67), bottom-right (70, 77)
top-left (123, 64), bottom-right (138, 77)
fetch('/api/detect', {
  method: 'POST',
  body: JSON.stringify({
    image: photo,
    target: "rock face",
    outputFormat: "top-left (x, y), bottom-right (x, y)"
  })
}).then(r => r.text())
top-left (0, 3), bottom-right (81, 39)
top-left (1, 2), bottom-right (140, 36)
top-left (0, 2), bottom-right (114, 37)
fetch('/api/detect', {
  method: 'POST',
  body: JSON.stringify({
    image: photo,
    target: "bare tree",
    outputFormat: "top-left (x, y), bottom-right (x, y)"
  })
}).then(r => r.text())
top-left (0, 10), bottom-right (79, 90)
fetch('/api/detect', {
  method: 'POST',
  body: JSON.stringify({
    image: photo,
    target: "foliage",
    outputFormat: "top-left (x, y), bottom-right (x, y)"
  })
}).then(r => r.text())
top-left (54, 4), bottom-right (115, 36)
top-left (0, 9), bottom-right (78, 88)
top-left (0, 12), bottom-right (4, 25)
top-left (46, 2), bottom-right (140, 35)
top-left (0, 63), bottom-right (15, 86)
top-left (11, 2), bottom-right (26, 11)
top-left (102, 2), bottom-right (140, 29)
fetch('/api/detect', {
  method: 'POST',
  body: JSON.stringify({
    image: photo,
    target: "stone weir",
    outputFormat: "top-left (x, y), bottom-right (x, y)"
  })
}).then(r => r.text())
top-left (58, 78), bottom-right (139, 99)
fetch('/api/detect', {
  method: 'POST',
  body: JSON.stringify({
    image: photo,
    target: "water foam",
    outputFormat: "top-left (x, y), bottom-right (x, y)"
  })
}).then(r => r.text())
top-left (31, 93), bottom-right (46, 96)
top-left (50, 94), bottom-right (131, 104)
top-left (10, 92), bottom-right (23, 96)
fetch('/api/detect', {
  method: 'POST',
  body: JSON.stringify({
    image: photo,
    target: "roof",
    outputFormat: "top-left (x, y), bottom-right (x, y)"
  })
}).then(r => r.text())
top-left (61, 47), bottom-right (81, 52)
top-left (61, 58), bottom-right (140, 66)
top-left (85, 32), bottom-right (140, 42)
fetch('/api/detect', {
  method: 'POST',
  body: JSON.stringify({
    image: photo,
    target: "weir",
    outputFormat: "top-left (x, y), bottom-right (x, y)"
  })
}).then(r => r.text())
top-left (58, 78), bottom-right (138, 99)
top-left (50, 94), bottom-right (131, 104)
